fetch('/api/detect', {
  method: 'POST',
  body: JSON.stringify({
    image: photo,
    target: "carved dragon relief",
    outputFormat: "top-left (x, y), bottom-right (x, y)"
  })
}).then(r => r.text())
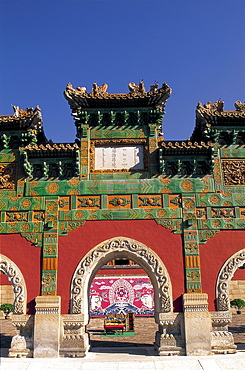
top-left (70, 237), bottom-right (172, 314)
top-left (0, 254), bottom-right (27, 314)
top-left (216, 249), bottom-right (245, 311)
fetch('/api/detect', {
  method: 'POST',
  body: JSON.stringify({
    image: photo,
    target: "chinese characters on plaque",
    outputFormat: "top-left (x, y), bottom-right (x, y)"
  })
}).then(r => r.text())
top-left (95, 145), bottom-right (144, 170)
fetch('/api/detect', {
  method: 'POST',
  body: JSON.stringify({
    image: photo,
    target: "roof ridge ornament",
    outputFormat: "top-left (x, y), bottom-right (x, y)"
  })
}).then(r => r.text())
top-left (64, 81), bottom-right (172, 111)
top-left (197, 100), bottom-right (224, 113)
top-left (234, 100), bottom-right (245, 112)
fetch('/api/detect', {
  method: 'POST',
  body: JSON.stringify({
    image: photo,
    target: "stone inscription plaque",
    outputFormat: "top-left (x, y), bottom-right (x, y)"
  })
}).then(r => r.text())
top-left (95, 145), bottom-right (144, 170)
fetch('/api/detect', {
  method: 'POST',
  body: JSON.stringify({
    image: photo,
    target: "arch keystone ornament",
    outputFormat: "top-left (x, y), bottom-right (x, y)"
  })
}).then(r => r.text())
top-left (216, 249), bottom-right (245, 311)
top-left (0, 254), bottom-right (27, 314)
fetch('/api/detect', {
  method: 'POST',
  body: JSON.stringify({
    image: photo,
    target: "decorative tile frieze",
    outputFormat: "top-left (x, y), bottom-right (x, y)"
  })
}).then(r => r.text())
top-left (138, 195), bottom-right (162, 207)
top-left (211, 207), bottom-right (235, 218)
top-left (77, 196), bottom-right (100, 208)
top-left (108, 196), bottom-right (131, 208)
top-left (6, 212), bottom-right (28, 222)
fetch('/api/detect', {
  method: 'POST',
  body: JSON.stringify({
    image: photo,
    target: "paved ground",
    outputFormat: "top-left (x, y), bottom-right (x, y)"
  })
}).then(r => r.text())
top-left (1, 314), bottom-right (245, 369)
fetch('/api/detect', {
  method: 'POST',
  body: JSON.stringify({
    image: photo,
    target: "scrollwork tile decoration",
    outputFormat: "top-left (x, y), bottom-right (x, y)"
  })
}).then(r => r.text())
top-left (70, 237), bottom-right (172, 314)
top-left (0, 164), bottom-right (16, 190)
top-left (222, 160), bottom-right (245, 185)
top-left (0, 254), bottom-right (27, 314)
top-left (216, 249), bottom-right (245, 311)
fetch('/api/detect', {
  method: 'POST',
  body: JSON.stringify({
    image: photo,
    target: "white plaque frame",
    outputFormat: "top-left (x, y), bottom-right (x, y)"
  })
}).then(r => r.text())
top-left (90, 139), bottom-right (148, 172)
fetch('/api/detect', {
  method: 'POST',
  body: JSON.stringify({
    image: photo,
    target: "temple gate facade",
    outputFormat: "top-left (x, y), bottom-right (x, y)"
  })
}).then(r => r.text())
top-left (0, 81), bottom-right (244, 357)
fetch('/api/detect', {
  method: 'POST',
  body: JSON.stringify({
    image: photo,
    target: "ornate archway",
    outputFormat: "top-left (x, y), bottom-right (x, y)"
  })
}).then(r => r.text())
top-left (216, 249), bottom-right (245, 311)
top-left (0, 254), bottom-right (27, 314)
top-left (70, 237), bottom-right (173, 318)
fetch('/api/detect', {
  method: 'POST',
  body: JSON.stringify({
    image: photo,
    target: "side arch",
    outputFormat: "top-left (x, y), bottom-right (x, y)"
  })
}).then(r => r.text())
top-left (0, 254), bottom-right (27, 314)
top-left (70, 237), bottom-right (173, 317)
top-left (216, 248), bottom-right (245, 311)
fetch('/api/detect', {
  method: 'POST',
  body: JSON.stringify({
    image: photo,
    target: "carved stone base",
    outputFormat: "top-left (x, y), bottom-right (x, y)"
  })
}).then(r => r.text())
top-left (154, 312), bottom-right (185, 356)
top-left (10, 314), bottom-right (34, 357)
top-left (60, 337), bottom-right (89, 358)
top-left (8, 334), bottom-right (31, 358)
top-left (211, 331), bottom-right (237, 354)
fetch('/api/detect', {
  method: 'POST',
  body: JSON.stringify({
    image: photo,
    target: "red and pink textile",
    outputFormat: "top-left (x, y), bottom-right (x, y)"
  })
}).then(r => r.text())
top-left (90, 276), bottom-right (154, 316)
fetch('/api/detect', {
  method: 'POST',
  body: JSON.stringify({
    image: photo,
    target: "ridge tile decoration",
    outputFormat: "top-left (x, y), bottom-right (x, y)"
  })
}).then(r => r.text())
top-left (0, 85), bottom-right (245, 298)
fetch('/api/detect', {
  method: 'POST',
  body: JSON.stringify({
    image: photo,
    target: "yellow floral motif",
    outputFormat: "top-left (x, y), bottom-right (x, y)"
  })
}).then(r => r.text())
top-left (183, 199), bottom-right (195, 210)
top-left (209, 195), bottom-right (220, 204)
top-left (47, 202), bottom-right (58, 212)
top-left (46, 183), bottom-right (59, 194)
top-left (20, 223), bottom-right (30, 231)
top-left (21, 199), bottom-right (32, 208)
top-left (157, 209), bottom-right (167, 217)
top-left (212, 220), bottom-right (221, 228)
top-left (75, 211), bottom-right (85, 219)
top-left (180, 180), bottom-right (194, 191)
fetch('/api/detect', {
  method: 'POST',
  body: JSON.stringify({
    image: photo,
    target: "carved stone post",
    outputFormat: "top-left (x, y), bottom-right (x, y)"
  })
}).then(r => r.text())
top-left (60, 314), bottom-right (89, 357)
top-left (210, 311), bottom-right (237, 354)
top-left (154, 312), bottom-right (185, 355)
top-left (183, 293), bottom-right (212, 356)
top-left (34, 296), bottom-right (61, 358)
top-left (9, 315), bottom-right (34, 358)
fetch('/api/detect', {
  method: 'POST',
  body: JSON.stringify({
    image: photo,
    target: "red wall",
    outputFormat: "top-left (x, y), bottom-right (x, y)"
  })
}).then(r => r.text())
top-left (0, 234), bottom-right (41, 313)
top-left (58, 220), bottom-right (185, 314)
top-left (1, 271), bottom-right (12, 285)
top-left (200, 230), bottom-right (245, 311)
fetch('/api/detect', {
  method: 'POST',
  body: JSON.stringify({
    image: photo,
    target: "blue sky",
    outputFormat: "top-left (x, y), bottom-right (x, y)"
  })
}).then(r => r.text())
top-left (1, 0), bottom-right (244, 143)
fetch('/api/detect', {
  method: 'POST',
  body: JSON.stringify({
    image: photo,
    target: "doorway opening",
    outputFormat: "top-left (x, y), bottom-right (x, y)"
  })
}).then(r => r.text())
top-left (87, 257), bottom-right (158, 352)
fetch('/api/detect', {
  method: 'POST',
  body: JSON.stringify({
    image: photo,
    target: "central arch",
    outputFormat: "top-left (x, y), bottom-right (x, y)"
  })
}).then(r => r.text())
top-left (70, 237), bottom-right (173, 321)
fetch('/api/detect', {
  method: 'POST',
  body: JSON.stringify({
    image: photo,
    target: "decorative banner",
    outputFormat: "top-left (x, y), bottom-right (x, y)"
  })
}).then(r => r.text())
top-left (90, 276), bottom-right (154, 316)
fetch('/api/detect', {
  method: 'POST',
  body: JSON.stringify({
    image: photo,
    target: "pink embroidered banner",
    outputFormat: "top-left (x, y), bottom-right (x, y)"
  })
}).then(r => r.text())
top-left (90, 276), bottom-right (154, 316)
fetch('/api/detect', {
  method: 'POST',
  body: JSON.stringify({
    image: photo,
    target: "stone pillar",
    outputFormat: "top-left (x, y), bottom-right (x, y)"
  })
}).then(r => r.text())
top-left (34, 296), bottom-right (61, 358)
top-left (183, 293), bottom-right (212, 356)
